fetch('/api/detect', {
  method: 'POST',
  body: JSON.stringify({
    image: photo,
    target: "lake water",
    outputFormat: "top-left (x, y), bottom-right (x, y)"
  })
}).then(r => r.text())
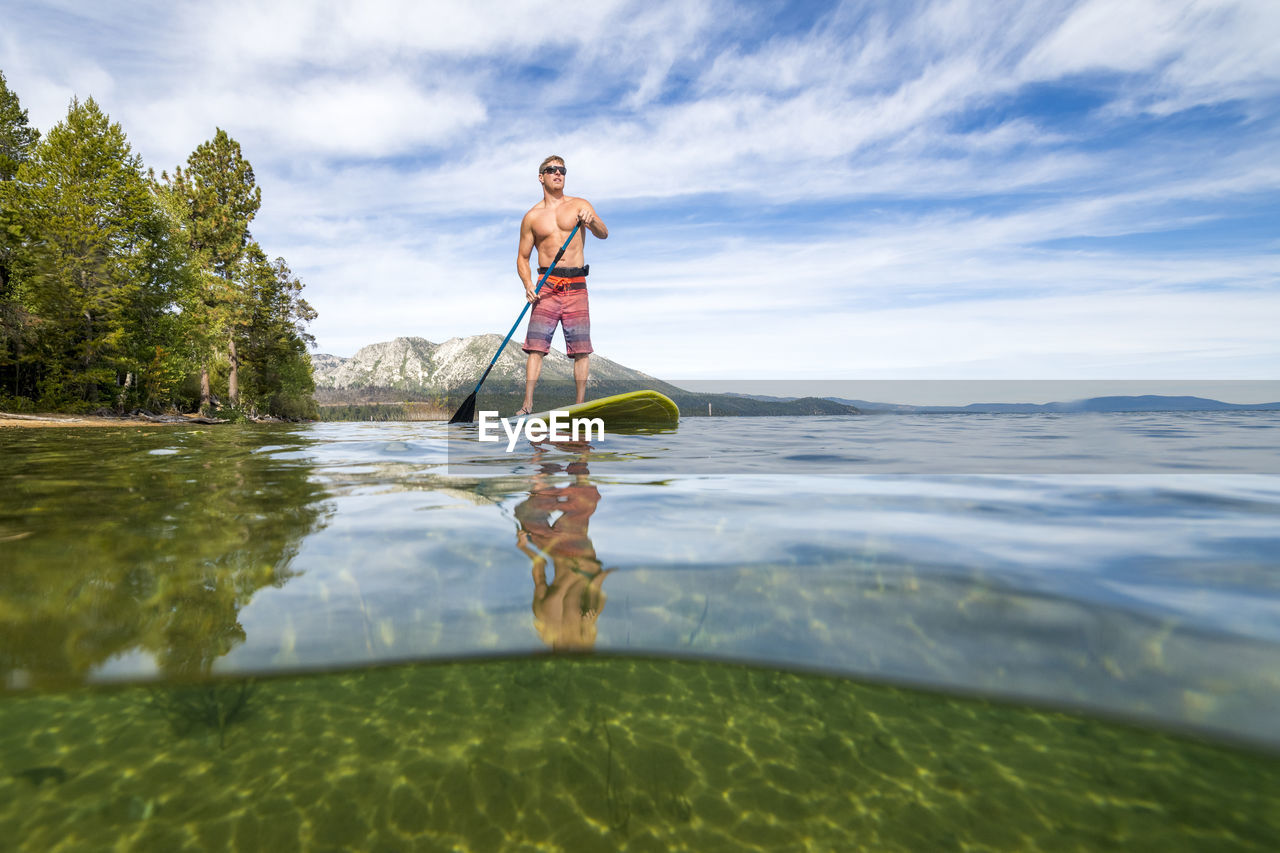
top-left (2, 413), bottom-right (1279, 850)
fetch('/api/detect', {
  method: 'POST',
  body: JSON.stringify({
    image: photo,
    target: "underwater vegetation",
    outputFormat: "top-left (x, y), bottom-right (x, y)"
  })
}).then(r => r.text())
top-left (148, 678), bottom-right (258, 749)
top-left (601, 716), bottom-right (630, 834)
top-left (13, 766), bottom-right (69, 787)
top-left (1, 658), bottom-right (1277, 850)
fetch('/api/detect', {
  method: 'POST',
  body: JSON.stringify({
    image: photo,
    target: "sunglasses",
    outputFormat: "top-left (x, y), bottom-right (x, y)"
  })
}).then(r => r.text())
top-left (541, 165), bottom-right (567, 176)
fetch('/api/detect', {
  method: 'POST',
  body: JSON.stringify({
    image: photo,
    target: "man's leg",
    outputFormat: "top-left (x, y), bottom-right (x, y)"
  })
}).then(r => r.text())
top-left (523, 351), bottom-right (544, 413)
top-left (573, 354), bottom-right (590, 404)
top-left (560, 289), bottom-right (592, 406)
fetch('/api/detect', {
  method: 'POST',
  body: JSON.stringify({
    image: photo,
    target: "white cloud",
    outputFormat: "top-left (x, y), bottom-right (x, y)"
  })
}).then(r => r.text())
top-left (131, 75), bottom-right (485, 162)
top-left (181, 0), bottom-right (637, 68)
top-left (627, 288), bottom-right (1280, 380)
top-left (0, 31), bottom-right (116, 132)
top-left (1021, 0), bottom-right (1203, 76)
top-left (1021, 0), bottom-right (1280, 114)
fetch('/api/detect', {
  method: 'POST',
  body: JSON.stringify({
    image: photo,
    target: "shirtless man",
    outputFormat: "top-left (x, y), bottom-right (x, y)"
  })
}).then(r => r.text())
top-left (516, 155), bottom-right (608, 415)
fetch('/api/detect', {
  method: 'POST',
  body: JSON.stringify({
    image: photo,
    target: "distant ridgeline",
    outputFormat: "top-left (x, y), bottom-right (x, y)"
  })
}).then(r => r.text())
top-left (313, 336), bottom-right (860, 420)
top-left (0, 72), bottom-right (316, 418)
top-left (727, 393), bottom-right (1280, 413)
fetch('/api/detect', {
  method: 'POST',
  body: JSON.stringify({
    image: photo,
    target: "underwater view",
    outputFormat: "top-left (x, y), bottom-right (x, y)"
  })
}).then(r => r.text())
top-left (4, 658), bottom-right (1279, 852)
top-left (3, 414), bottom-right (1279, 850)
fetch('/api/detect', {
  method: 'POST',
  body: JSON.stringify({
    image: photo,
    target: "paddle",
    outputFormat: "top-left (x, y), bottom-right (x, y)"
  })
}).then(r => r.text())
top-left (449, 222), bottom-right (582, 424)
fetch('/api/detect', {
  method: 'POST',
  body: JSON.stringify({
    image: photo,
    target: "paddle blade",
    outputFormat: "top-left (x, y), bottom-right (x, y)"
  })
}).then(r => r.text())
top-left (448, 392), bottom-right (477, 424)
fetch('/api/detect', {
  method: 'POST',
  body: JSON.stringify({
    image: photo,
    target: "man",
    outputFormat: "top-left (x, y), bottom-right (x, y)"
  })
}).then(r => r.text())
top-left (516, 155), bottom-right (608, 415)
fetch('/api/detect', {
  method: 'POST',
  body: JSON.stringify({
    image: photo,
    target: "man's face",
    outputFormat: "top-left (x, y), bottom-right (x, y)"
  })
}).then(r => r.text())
top-left (540, 162), bottom-right (566, 190)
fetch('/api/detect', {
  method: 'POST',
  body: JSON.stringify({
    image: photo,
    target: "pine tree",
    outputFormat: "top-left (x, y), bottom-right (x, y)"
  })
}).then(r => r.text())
top-left (142, 174), bottom-right (208, 410)
top-left (167, 129), bottom-right (261, 409)
top-left (238, 244), bottom-right (317, 418)
top-left (5, 97), bottom-right (176, 408)
top-left (0, 69), bottom-right (41, 400)
top-left (0, 69), bottom-right (39, 182)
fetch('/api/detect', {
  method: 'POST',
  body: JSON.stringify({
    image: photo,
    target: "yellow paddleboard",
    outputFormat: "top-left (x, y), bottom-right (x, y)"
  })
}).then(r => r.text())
top-left (519, 390), bottom-right (679, 430)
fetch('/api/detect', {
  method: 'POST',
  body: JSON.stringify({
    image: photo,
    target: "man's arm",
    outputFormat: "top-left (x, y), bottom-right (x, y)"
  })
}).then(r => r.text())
top-left (577, 201), bottom-right (608, 239)
top-left (517, 212), bottom-right (538, 303)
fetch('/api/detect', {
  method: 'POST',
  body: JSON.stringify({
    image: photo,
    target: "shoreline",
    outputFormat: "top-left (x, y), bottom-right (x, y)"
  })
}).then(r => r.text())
top-left (0, 411), bottom-right (228, 429)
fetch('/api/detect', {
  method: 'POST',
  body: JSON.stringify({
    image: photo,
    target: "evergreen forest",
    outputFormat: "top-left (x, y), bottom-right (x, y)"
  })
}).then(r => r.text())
top-left (0, 70), bottom-right (317, 419)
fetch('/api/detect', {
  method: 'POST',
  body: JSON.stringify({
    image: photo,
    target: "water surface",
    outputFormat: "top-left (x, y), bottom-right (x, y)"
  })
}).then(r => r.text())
top-left (2, 414), bottom-right (1279, 848)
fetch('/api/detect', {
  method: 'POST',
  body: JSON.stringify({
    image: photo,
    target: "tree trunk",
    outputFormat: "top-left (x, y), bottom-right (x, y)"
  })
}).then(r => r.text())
top-left (200, 367), bottom-right (211, 408)
top-left (117, 371), bottom-right (133, 410)
top-left (228, 335), bottom-right (239, 406)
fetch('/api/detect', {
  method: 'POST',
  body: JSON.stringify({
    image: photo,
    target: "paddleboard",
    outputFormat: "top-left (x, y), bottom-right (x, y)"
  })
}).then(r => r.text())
top-left (514, 390), bottom-right (679, 431)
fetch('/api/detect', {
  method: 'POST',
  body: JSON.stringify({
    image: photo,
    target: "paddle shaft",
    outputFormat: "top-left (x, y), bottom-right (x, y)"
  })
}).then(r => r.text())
top-left (465, 222), bottom-right (582, 399)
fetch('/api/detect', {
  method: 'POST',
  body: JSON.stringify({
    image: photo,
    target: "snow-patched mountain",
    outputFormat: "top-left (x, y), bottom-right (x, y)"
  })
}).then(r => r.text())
top-left (312, 335), bottom-right (659, 391)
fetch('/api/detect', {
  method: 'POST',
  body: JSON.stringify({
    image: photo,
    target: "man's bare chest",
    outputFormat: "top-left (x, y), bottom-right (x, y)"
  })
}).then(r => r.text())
top-left (532, 202), bottom-right (582, 241)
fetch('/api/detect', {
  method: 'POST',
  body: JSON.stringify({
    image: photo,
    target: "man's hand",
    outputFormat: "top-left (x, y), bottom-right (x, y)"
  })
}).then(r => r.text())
top-left (576, 204), bottom-right (607, 239)
top-left (525, 283), bottom-right (540, 304)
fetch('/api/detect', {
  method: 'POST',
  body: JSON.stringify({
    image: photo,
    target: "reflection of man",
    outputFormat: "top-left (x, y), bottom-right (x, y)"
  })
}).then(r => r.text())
top-left (514, 457), bottom-right (612, 650)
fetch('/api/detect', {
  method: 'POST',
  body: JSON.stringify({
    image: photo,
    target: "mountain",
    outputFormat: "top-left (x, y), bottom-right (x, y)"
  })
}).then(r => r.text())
top-left (724, 392), bottom-right (1280, 413)
top-left (310, 337), bottom-right (861, 417)
top-left (312, 345), bottom-right (1279, 416)
top-left (829, 395), bottom-right (1280, 413)
top-left (312, 335), bottom-right (666, 392)
top-left (1063, 395), bottom-right (1280, 412)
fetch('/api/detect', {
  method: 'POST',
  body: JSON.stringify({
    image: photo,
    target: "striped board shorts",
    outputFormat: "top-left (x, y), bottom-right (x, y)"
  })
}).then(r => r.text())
top-left (523, 276), bottom-right (593, 356)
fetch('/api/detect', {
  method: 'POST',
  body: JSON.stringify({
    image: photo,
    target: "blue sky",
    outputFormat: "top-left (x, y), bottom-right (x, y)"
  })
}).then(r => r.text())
top-left (2, 0), bottom-right (1278, 383)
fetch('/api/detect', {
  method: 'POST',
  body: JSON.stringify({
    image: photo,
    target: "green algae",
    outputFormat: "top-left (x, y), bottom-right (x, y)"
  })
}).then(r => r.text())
top-left (14, 766), bottom-right (69, 787)
top-left (148, 679), bottom-right (258, 749)
top-left (1, 656), bottom-right (1278, 852)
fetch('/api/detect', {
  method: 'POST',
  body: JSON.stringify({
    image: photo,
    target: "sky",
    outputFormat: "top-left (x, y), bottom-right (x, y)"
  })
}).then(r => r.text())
top-left (2, 0), bottom-right (1278, 389)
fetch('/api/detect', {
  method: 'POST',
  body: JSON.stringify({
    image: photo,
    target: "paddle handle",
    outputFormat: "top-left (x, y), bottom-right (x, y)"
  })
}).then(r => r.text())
top-left (468, 222), bottom-right (582, 395)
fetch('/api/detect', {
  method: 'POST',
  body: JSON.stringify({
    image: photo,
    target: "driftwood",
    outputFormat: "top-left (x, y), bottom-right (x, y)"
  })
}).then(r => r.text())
top-left (0, 412), bottom-right (87, 423)
top-left (0, 410), bottom-right (228, 425)
top-left (140, 414), bottom-right (228, 424)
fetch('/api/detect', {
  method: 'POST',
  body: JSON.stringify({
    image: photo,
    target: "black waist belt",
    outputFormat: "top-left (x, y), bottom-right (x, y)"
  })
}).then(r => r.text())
top-left (538, 265), bottom-right (589, 276)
